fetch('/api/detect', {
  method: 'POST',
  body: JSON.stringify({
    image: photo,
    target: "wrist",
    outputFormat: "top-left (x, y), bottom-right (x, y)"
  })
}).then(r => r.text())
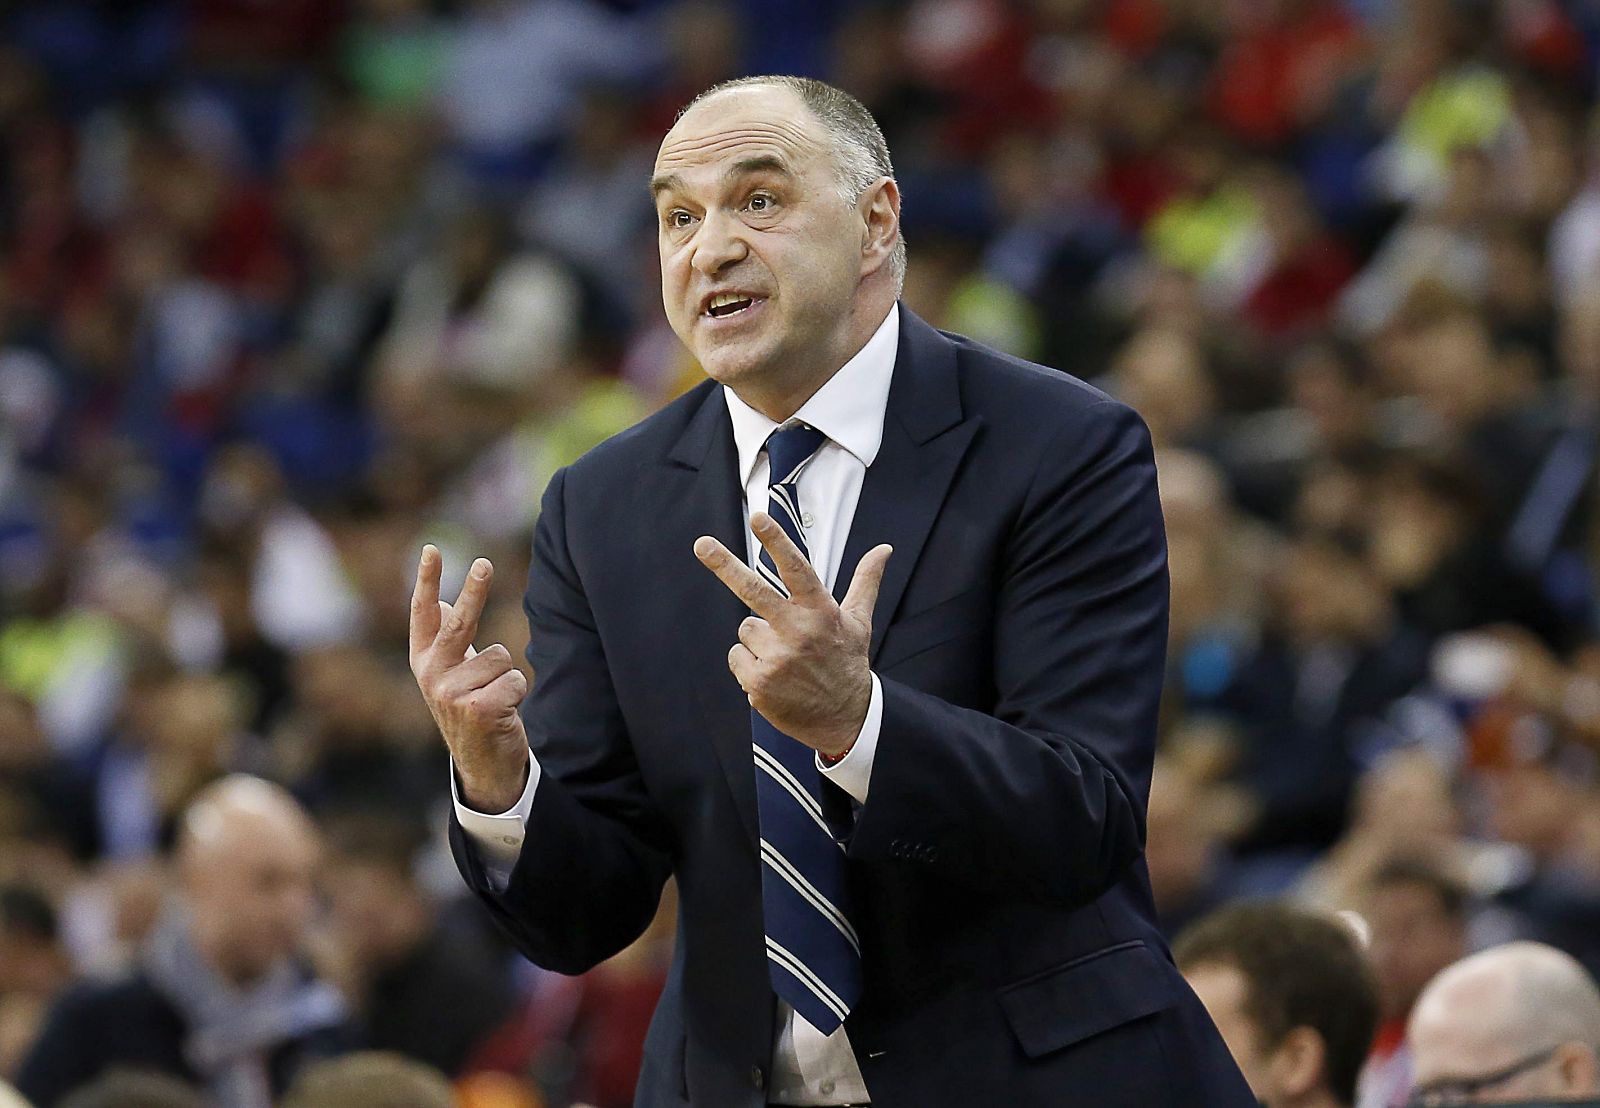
top-left (457, 750), bottom-right (530, 814)
top-left (816, 673), bottom-right (872, 762)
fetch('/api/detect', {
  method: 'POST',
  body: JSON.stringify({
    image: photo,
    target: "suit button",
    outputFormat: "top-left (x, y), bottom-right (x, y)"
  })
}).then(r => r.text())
top-left (750, 1064), bottom-right (765, 1091)
top-left (820, 1078), bottom-right (836, 1096)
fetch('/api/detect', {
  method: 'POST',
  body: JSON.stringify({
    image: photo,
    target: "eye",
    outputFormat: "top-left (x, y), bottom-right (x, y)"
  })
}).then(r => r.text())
top-left (745, 192), bottom-right (776, 213)
top-left (664, 209), bottom-right (696, 229)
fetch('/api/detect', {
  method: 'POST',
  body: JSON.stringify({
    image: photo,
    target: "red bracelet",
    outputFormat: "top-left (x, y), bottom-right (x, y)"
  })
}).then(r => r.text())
top-left (819, 743), bottom-right (853, 767)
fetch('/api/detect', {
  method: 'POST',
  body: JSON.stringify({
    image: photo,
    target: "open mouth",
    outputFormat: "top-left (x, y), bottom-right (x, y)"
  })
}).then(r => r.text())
top-left (702, 292), bottom-right (763, 319)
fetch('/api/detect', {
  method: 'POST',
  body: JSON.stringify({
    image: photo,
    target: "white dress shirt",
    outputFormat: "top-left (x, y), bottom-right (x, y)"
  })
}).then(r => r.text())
top-left (454, 303), bottom-right (900, 1105)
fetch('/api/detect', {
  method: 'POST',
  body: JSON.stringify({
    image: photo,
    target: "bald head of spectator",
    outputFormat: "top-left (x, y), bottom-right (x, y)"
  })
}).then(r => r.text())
top-left (281, 1051), bottom-right (454, 1108)
top-left (175, 775), bottom-right (321, 987)
top-left (1408, 942), bottom-right (1600, 1103)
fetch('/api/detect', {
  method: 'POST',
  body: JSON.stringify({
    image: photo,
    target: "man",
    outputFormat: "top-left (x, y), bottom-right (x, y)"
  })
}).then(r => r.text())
top-left (320, 811), bottom-right (514, 1076)
top-left (411, 75), bottom-right (1252, 1105)
top-left (16, 776), bottom-right (354, 1107)
top-left (1406, 942), bottom-right (1600, 1104)
top-left (1175, 901), bottom-right (1380, 1108)
top-left (1356, 861), bottom-right (1468, 1108)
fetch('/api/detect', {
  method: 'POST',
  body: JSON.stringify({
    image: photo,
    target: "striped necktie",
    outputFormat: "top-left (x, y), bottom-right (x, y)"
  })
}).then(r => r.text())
top-left (750, 421), bottom-right (863, 1034)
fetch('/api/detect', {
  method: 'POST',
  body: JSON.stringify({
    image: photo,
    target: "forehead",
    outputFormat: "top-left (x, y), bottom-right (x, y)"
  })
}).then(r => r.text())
top-left (1409, 984), bottom-right (1520, 1079)
top-left (655, 85), bottom-right (828, 180)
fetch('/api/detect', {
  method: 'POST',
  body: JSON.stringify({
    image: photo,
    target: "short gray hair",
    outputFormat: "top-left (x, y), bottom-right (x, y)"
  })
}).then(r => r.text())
top-left (682, 75), bottom-right (906, 292)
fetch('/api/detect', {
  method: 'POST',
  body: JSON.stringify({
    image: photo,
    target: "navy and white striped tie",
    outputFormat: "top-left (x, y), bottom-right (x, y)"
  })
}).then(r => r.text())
top-left (751, 421), bottom-right (863, 1034)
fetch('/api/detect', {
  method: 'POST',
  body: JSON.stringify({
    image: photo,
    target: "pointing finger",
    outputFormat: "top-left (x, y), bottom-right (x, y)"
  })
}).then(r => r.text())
top-left (840, 544), bottom-right (893, 624)
top-left (750, 512), bottom-right (826, 604)
top-left (694, 536), bottom-right (785, 620)
top-left (409, 545), bottom-right (442, 659)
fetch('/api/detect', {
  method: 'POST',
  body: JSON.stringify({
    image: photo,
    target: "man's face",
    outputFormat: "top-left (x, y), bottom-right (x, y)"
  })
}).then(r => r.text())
top-left (1186, 962), bottom-right (1277, 1102)
top-left (1408, 1009), bottom-right (1593, 1103)
top-left (651, 84), bottom-right (871, 394)
top-left (1364, 883), bottom-right (1464, 1021)
top-left (190, 817), bottom-right (319, 981)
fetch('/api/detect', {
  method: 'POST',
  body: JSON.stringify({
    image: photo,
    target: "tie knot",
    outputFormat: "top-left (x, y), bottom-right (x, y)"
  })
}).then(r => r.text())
top-left (764, 422), bottom-right (827, 486)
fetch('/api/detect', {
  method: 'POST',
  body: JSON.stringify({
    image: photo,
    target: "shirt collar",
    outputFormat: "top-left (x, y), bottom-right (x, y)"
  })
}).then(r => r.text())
top-left (723, 303), bottom-right (900, 486)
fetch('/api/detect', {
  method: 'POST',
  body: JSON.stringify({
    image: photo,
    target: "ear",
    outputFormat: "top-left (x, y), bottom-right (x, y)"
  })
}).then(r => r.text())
top-left (1556, 1041), bottom-right (1599, 1091)
top-left (1269, 1026), bottom-right (1329, 1099)
top-left (858, 176), bottom-right (900, 278)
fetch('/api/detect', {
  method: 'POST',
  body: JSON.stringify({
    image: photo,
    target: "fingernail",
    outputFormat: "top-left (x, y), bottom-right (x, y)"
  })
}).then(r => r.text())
top-left (422, 544), bottom-right (437, 561)
top-left (693, 537), bottom-right (715, 559)
top-left (472, 559), bottom-right (489, 579)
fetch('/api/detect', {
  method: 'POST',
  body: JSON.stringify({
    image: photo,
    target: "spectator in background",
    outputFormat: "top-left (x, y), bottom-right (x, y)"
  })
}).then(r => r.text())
top-left (1407, 942), bottom-right (1600, 1104)
top-left (1176, 900), bottom-right (1380, 1108)
top-left (1355, 862), bottom-right (1469, 1108)
top-left (55, 1070), bottom-right (205, 1108)
top-left (0, 882), bottom-right (70, 1080)
top-left (280, 1052), bottom-right (453, 1108)
top-left (15, 776), bottom-right (353, 1108)
top-left (372, 206), bottom-right (582, 459)
top-left (321, 812), bottom-right (513, 1077)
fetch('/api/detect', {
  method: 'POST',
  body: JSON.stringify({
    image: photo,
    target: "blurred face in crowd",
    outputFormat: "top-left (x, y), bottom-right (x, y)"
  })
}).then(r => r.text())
top-left (1363, 879), bottom-right (1464, 1023)
top-left (1408, 946), bottom-right (1600, 1105)
top-left (323, 855), bottom-right (429, 973)
top-left (1184, 961), bottom-right (1328, 1106)
top-left (651, 83), bottom-right (899, 418)
top-left (179, 779), bottom-right (321, 985)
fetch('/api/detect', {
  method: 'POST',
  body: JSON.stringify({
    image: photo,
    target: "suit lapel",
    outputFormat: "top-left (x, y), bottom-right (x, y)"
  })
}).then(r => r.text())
top-left (834, 308), bottom-right (979, 662)
top-left (666, 384), bottom-right (764, 845)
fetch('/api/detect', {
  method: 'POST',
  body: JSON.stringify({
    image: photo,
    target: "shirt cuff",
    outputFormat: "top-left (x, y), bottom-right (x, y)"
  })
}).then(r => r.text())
top-left (817, 673), bottom-right (880, 805)
top-left (451, 753), bottom-right (540, 892)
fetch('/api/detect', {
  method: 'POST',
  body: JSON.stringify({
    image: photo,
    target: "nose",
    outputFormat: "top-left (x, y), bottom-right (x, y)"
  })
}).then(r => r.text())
top-left (690, 208), bottom-right (748, 277)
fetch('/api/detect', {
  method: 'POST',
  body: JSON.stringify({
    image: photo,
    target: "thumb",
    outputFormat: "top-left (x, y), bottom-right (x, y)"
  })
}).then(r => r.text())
top-left (840, 544), bottom-right (893, 624)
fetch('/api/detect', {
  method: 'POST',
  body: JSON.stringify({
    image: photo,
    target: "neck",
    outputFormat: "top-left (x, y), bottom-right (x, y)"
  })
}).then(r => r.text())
top-left (732, 292), bottom-right (894, 423)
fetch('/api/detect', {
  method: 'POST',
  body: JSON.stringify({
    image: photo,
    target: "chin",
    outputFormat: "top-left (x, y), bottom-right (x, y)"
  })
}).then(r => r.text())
top-left (696, 343), bottom-right (774, 389)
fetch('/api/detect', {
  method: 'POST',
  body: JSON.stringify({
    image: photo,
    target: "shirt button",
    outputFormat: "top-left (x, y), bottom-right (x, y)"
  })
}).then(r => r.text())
top-left (820, 1078), bottom-right (836, 1096)
top-left (802, 512), bottom-right (814, 528)
top-left (501, 836), bottom-right (518, 846)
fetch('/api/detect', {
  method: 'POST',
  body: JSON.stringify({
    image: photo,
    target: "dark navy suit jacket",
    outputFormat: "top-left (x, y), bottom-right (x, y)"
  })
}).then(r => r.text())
top-left (450, 307), bottom-right (1254, 1106)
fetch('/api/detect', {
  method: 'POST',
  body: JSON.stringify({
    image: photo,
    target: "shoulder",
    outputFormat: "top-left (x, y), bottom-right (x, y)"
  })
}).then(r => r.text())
top-left (942, 329), bottom-right (1125, 427)
top-left (912, 324), bottom-right (1150, 480)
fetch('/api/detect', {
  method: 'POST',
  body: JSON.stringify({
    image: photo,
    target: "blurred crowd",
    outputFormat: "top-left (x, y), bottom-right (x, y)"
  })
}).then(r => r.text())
top-left (0, 0), bottom-right (1598, 1104)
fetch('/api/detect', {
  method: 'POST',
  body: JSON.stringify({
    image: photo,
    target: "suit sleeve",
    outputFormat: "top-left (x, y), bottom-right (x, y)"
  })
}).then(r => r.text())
top-left (846, 399), bottom-right (1166, 908)
top-left (449, 466), bottom-right (674, 975)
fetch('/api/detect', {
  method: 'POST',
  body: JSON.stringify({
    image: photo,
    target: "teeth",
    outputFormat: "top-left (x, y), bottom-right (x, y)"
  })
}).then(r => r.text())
top-left (708, 292), bottom-right (751, 312)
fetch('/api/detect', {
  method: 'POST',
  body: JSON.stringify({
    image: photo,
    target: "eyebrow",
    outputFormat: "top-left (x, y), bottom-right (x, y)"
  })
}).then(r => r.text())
top-left (649, 154), bottom-right (795, 200)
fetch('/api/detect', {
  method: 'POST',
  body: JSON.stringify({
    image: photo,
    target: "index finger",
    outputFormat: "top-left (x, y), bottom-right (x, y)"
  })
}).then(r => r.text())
top-left (694, 536), bottom-right (785, 620)
top-left (409, 545), bottom-right (442, 658)
top-left (750, 512), bottom-right (828, 605)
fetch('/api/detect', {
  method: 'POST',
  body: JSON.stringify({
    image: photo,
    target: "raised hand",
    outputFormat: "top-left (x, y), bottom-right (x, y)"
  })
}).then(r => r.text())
top-left (409, 545), bottom-right (531, 812)
top-left (694, 512), bottom-right (891, 756)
